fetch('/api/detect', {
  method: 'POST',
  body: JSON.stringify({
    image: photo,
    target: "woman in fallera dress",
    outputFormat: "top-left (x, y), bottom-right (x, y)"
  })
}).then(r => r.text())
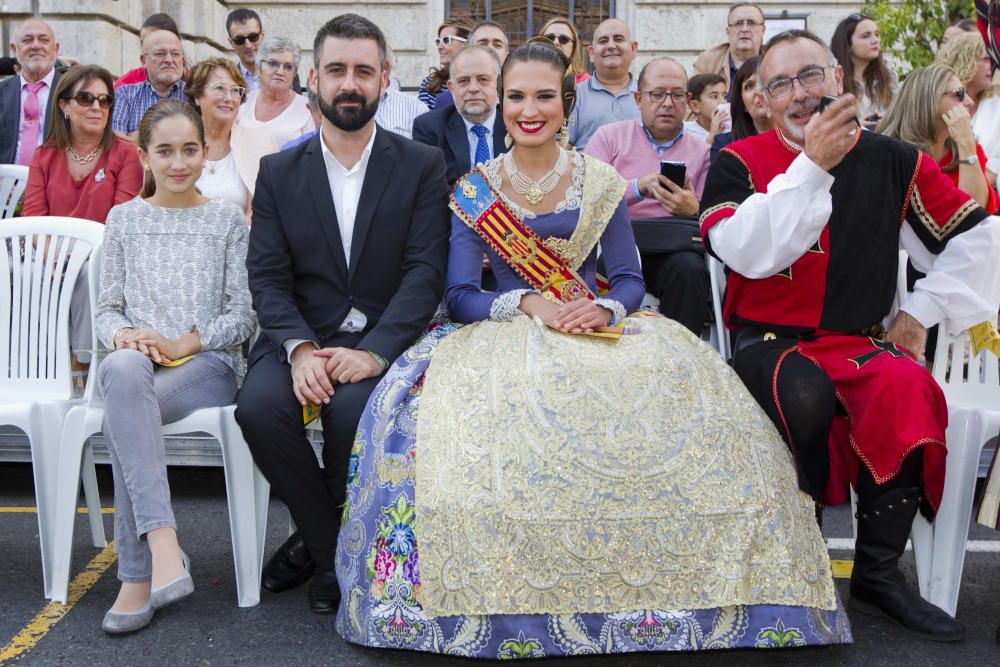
top-left (334, 40), bottom-right (850, 658)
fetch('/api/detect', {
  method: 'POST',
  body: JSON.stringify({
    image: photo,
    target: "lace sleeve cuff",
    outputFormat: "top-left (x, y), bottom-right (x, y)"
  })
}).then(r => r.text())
top-left (489, 289), bottom-right (533, 322)
top-left (593, 297), bottom-right (627, 326)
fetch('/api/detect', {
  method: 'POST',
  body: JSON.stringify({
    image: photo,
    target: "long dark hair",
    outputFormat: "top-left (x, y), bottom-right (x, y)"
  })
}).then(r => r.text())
top-left (730, 56), bottom-right (761, 140)
top-left (136, 99), bottom-right (206, 198)
top-left (831, 13), bottom-right (894, 112)
top-left (501, 37), bottom-right (577, 119)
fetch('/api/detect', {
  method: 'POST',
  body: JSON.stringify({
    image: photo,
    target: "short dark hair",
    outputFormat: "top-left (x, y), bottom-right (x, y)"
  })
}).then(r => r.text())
top-left (762, 28), bottom-right (836, 65)
top-left (312, 13), bottom-right (387, 69)
top-left (143, 13), bottom-right (179, 37)
top-left (226, 9), bottom-right (262, 34)
top-left (472, 21), bottom-right (508, 41)
top-left (688, 73), bottom-right (726, 99)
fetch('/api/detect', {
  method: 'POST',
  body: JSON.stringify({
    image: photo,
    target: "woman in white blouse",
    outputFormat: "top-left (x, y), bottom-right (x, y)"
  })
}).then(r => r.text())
top-left (236, 37), bottom-right (312, 147)
top-left (188, 58), bottom-right (276, 220)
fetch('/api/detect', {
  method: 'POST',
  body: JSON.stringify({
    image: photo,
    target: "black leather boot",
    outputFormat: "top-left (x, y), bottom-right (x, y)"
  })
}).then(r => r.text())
top-left (849, 486), bottom-right (964, 642)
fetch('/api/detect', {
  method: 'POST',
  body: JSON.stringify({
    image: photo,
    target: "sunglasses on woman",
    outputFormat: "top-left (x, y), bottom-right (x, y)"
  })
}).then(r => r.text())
top-left (68, 91), bottom-right (113, 109)
top-left (943, 87), bottom-right (967, 102)
top-left (435, 34), bottom-right (467, 47)
top-left (544, 33), bottom-right (573, 46)
top-left (231, 32), bottom-right (261, 46)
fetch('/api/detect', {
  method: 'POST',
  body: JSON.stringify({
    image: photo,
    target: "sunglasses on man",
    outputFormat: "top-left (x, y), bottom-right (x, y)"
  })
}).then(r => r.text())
top-left (231, 32), bottom-right (261, 46)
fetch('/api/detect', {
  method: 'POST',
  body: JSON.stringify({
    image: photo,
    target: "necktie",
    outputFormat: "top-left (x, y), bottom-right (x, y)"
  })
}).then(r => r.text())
top-left (472, 124), bottom-right (490, 165)
top-left (18, 81), bottom-right (46, 166)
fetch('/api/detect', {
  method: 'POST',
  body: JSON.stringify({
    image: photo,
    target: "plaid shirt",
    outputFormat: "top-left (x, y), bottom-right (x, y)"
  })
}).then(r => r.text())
top-left (111, 78), bottom-right (186, 134)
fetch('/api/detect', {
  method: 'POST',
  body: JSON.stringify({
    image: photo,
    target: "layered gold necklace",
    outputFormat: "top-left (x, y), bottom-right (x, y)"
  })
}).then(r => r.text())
top-left (503, 149), bottom-right (569, 205)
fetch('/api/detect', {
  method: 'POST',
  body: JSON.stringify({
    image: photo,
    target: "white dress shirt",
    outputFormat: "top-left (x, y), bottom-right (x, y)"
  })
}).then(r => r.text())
top-left (283, 125), bottom-right (379, 361)
top-left (15, 68), bottom-right (55, 163)
top-left (463, 109), bottom-right (496, 167)
top-left (708, 147), bottom-right (1000, 336)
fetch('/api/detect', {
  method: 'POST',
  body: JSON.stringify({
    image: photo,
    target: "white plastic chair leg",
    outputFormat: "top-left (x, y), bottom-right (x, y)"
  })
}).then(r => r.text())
top-left (928, 410), bottom-right (985, 616)
top-left (49, 406), bottom-right (103, 604)
top-left (218, 409), bottom-right (268, 608)
top-left (80, 446), bottom-right (106, 547)
top-left (911, 512), bottom-right (934, 598)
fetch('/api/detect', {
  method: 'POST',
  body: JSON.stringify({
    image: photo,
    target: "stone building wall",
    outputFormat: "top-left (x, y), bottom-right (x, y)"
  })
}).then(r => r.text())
top-left (0, 1), bottom-right (865, 87)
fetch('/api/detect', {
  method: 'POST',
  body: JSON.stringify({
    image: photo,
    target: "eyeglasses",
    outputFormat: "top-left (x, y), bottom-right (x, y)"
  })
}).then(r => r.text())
top-left (641, 89), bottom-right (688, 104)
top-left (435, 35), bottom-right (467, 47)
top-left (231, 32), bottom-right (261, 46)
top-left (67, 91), bottom-right (113, 109)
top-left (544, 33), bottom-right (573, 46)
top-left (262, 59), bottom-right (296, 73)
top-left (728, 19), bottom-right (762, 29)
top-left (763, 65), bottom-right (833, 99)
top-left (943, 87), bottom-right (967, 102)
top-left (207, 83), bottom-right (247, 100)
top-left (145, 50), bottom-right (183, 62)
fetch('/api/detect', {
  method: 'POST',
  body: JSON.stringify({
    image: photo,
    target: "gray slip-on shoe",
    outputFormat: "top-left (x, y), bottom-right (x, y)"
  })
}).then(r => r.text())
top-left (150, 551), bottom-right (193, 610)
top-left (102, 601), bottom-right (154, 634)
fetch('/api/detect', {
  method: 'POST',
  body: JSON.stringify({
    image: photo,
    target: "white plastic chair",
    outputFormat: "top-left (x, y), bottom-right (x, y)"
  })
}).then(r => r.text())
top-left (922, 326), bottom-right (1000, 616)
top-left (0, 164), bottom-right (29, 219)
top-left (0, 217), bottom-right (106, 598)
top-left (50, 246), bottom-right (270, 608)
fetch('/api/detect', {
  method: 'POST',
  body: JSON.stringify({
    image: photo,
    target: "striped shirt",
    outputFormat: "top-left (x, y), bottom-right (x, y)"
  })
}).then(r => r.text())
top-left (111, 79), bottom-right (187, 135)
top-left (375, 86), bottom-right (427, 140)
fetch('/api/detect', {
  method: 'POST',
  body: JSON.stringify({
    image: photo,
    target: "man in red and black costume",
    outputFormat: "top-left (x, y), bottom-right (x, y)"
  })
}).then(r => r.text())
top-left (700, 30), bottom-right (1000, 642)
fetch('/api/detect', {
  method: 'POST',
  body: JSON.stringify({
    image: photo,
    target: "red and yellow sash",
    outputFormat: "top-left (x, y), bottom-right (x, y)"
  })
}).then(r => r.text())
top-left (451, 167), bottom-right (597, 304)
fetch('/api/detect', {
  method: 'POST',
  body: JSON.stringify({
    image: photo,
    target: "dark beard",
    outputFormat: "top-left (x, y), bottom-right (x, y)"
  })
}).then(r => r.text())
top-left (318, 90), bottom-right (380, 132)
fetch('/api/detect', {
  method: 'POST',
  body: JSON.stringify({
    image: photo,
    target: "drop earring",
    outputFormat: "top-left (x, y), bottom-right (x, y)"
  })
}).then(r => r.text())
top-left (504, 132), bottom-right (513, 149)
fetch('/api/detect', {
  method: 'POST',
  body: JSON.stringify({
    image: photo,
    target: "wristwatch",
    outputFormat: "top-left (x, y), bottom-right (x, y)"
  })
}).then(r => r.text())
top-left (958, 154), bottom-right (978, 165)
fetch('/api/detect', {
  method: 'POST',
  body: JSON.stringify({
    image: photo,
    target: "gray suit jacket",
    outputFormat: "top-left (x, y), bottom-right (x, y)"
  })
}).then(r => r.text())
top-left (0, 69), bottom-right (61, 164)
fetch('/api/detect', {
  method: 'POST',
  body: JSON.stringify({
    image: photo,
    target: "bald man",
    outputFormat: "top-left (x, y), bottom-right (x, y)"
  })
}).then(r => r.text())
top-left (567, 18), bottom-right (640, 150)
top-left (0, 18), bottom-right (61, 164)
top-left (112, 30), bottom-right (188, 141)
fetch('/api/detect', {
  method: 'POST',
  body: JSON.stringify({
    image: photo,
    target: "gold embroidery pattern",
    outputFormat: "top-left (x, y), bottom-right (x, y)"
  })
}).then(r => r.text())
top-left (910, 185), bottom-right (979, 242)
top-left (415, 316), bottom-right (837, 618)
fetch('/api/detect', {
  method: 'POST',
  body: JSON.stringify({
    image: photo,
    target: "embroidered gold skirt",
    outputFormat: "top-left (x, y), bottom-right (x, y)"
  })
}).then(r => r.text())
top-left (414, 314), bottom-right (837, 618)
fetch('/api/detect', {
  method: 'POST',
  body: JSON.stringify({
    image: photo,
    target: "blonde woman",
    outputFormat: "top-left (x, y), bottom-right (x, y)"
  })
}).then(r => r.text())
top-left (935, 32), bottom-right (994, 112)
top-left (539, 16), bottom-right (590, 82)
top-left (879, 63), bottom-right (998, 213)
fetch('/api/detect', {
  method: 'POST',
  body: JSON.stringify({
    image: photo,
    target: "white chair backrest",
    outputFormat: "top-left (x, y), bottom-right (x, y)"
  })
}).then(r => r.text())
top-left (83, 240), bottom-right (105, 402)
top-left (0, 217), bottom-right (104, 402)
top-left (0, 164), bottom-right (30, 219)
top-left (932, 324), bottom-right (1000, 406)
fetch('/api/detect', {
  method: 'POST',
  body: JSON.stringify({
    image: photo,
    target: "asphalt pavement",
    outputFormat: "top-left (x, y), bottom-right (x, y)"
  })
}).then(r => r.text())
top-left (2, 461), bottom-right (1000, 666)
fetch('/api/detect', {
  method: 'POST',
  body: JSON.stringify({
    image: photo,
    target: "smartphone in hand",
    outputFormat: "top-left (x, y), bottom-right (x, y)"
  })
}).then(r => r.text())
top-left (819, 95), bottom-right (861, 126)
top-left (659, 160), bottom-right (687, 188)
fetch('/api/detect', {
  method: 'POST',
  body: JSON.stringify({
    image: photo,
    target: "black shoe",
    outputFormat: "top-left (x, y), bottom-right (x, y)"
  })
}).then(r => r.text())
top-left (261, 531), bottom-right (316, 593)
top-left (308, 567), bottom-right (340, 614)
top-left (849, 487), bottom-right (965, 642)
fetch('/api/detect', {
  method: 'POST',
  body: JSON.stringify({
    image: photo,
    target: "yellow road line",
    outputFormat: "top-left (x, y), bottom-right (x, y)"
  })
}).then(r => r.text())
top-left (0, 542), bottom-right (116, 665)
top-left (0, 507), bottom-right (113, 514)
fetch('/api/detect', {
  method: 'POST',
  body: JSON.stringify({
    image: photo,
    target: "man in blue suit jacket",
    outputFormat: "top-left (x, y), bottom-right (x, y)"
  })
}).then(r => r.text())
top-left (0, 18), bottom-right (61, 165)
top-left (412, 45), bottom-right (508, 185)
